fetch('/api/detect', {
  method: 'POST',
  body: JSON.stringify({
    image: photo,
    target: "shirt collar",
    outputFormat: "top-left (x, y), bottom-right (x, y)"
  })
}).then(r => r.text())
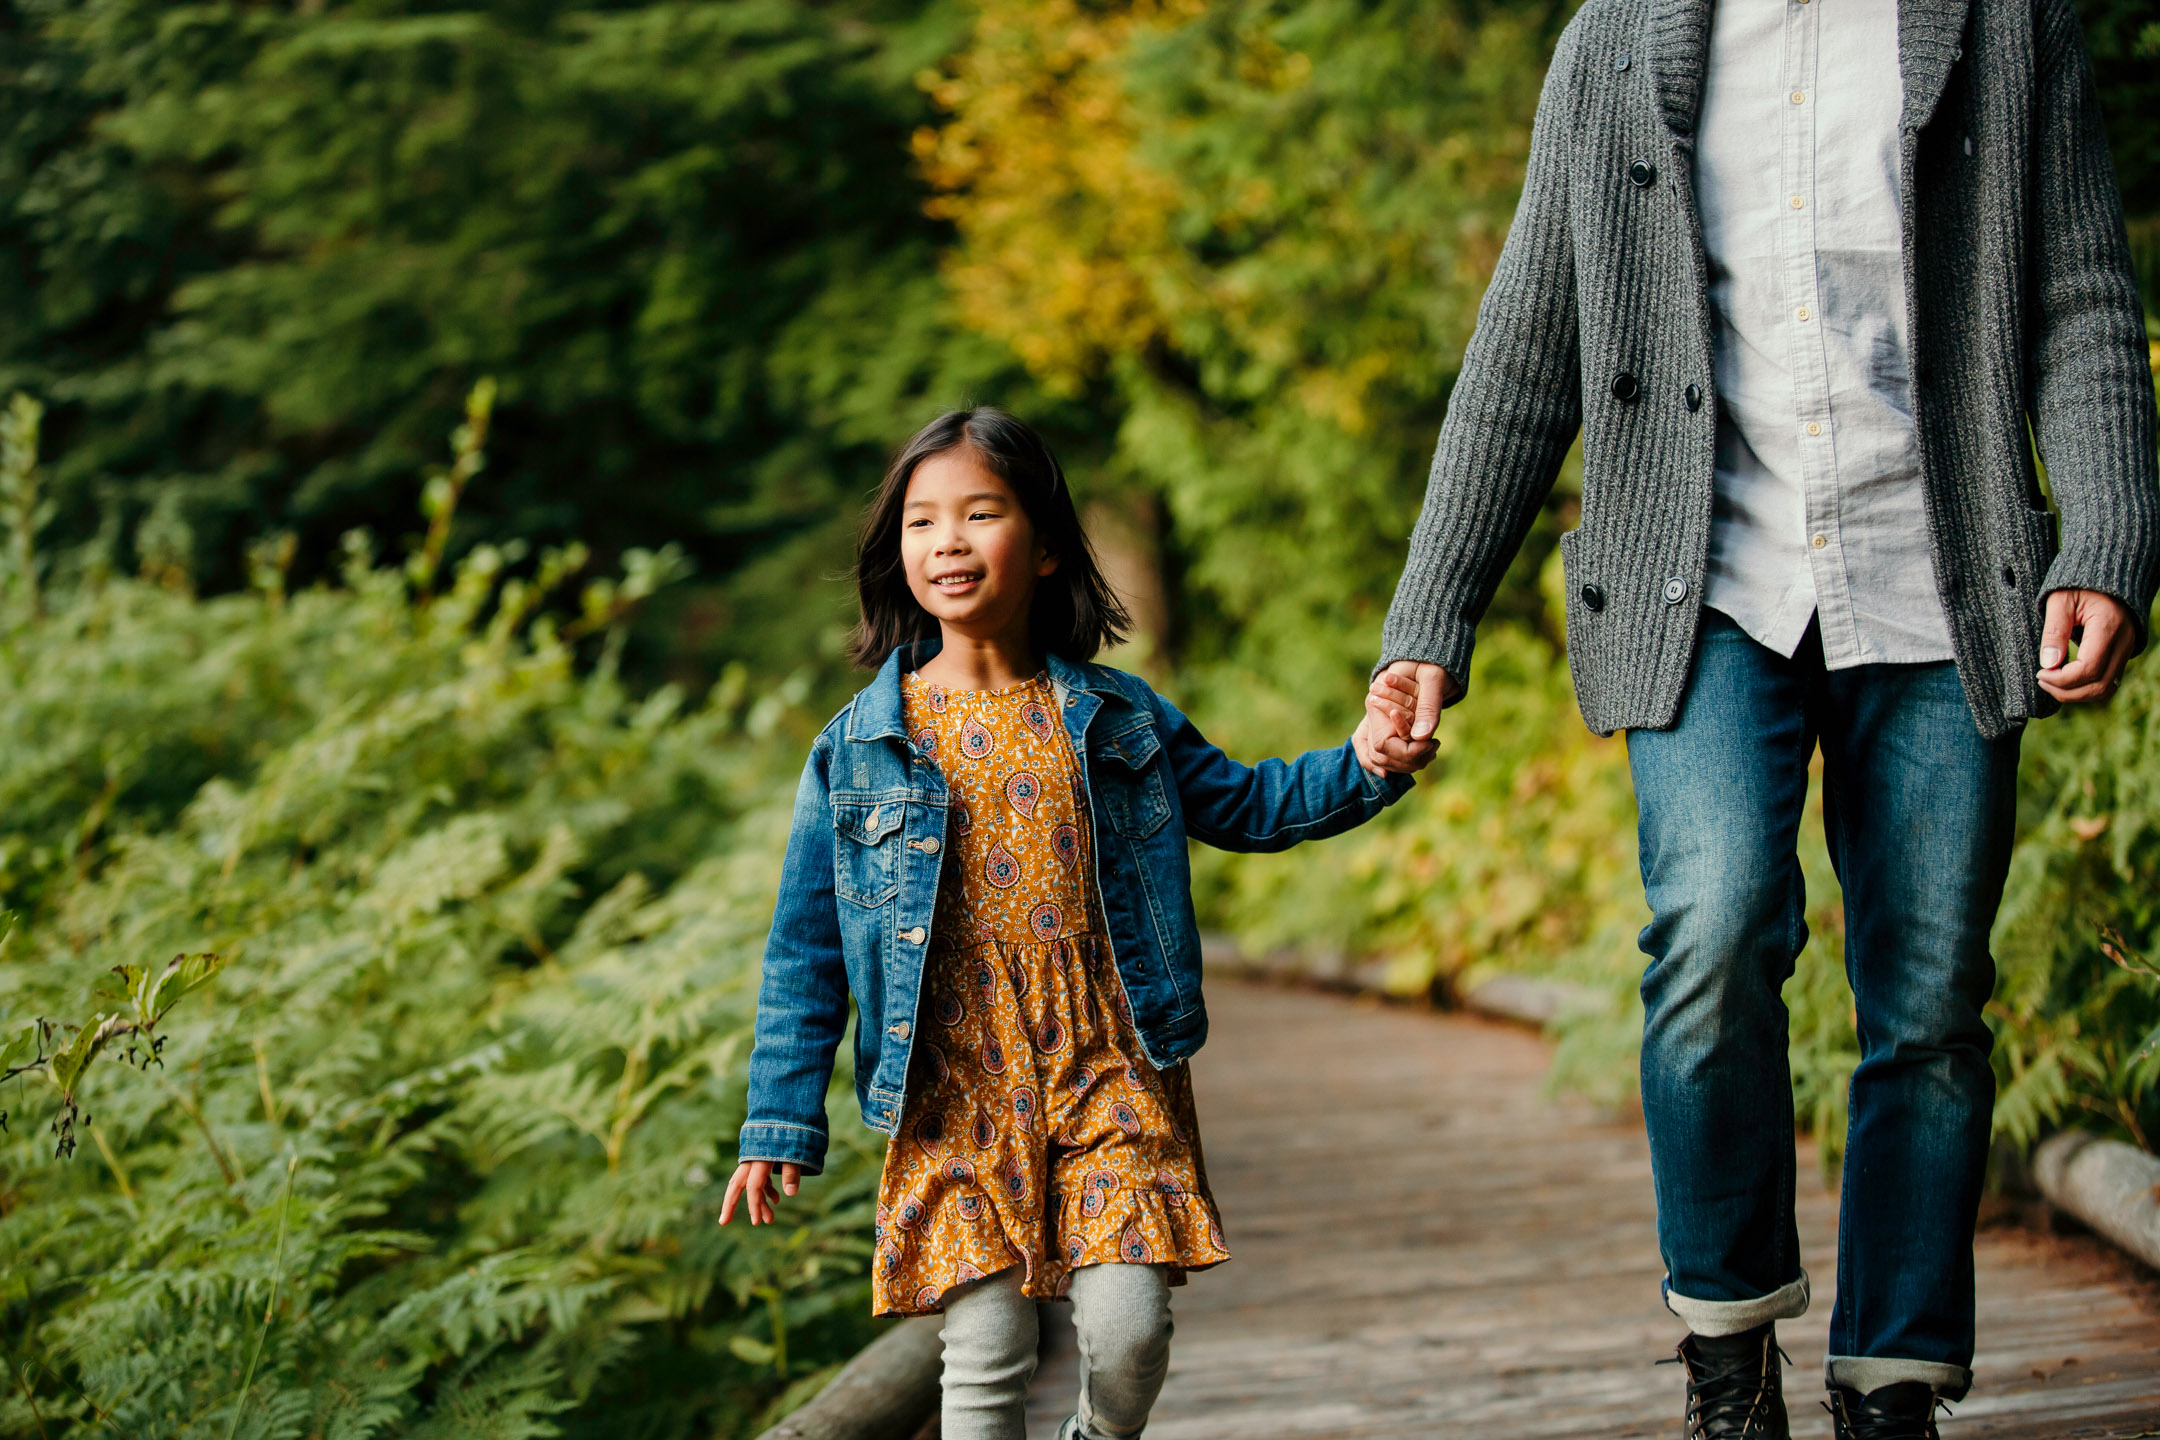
top-left (1645, 0), bottom-right (1969, 139)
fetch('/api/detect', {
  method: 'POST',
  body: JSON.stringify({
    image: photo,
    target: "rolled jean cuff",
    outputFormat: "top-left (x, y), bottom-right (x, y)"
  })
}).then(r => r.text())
top-left (1662, 1271), bottom-right (1811, 1337)
top-left (1825, 1356), bottom-right (1972, 1402)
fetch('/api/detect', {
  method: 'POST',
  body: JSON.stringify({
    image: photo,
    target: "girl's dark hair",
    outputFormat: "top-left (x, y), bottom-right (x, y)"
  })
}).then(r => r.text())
top-left (851, 407), bottom-right (1131, 668)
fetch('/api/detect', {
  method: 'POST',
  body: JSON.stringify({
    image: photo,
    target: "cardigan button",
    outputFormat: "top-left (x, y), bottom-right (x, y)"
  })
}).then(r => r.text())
top-left (1629, 159), bottom-right (1657, 187)
top-left (2001, 566), bottom-right (2017, 588)
top-left (1580, 583), bottom-right (1607, 613)
top-left (1685, 384), bottom-right (1703, 412)
top-left (1611, 372), bottom-right (1642, 403)
top-left (1663, 577), bottom-right (1689, 604)
top-left (1615, 53), bottom-right (1631, 71)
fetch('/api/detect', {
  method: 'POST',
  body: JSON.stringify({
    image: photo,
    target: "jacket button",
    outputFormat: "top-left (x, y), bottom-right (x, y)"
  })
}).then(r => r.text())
top-left (1663, 577), bottom-right (1689, 604)
top-left (1685, 384), bottom-right (1702, 412)
top-left (911, 835), bottom-right (939, 854)
top-left (1580, 583), bottom-right (1606, 613)
top-left (890, 1021), bottom-right (910, 1039)
top-left (904, 925), bottom-right (927, 944)
top-left (1629, 159), bottom-right (1657, 187)
top-left (1611, 372), bottom-right (1641, 403)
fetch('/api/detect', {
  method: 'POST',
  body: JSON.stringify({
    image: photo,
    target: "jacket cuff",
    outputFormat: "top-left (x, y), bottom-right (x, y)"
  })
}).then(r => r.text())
top-left (1346, 743), bottom-right (1420, 806)
top-left (1370, 767), bottom-right (1417, 804)
top-left (736, 1120), bottom-right (829, 1175)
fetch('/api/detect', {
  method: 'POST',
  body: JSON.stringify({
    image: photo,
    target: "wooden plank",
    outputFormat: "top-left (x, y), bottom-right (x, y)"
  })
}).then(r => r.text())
top-left (1011, 982), bottom-right (2160, 1439)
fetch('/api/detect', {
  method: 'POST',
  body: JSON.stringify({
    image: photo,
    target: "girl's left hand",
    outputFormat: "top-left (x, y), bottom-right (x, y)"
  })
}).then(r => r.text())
top-left (718, 1160), bottom-right (800, 1225)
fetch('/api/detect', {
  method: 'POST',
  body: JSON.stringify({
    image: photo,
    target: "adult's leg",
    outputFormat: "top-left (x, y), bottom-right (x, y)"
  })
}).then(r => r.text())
top-left (941, 1267), bottom-right (1041, 1440)
top-left (1066, 1263), bottom-right (1174, 1439)
top-left (1818, 662), bottom-right (2018, 1400)
top-left (1628, 612), bottom-right (1817, 1332)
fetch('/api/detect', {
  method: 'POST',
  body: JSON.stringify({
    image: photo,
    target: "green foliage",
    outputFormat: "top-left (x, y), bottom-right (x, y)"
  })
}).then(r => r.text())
top-left (0, 398), bottom-right (883, 1440)
top-left (1991, 595), bottom-right (2160, 1153)
top-left (0, 0), bottom-right (1019, 682)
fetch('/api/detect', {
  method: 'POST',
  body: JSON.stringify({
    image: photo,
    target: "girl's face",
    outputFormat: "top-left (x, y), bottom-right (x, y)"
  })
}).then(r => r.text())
top-left (900, 447), bottom-right (1058, 646)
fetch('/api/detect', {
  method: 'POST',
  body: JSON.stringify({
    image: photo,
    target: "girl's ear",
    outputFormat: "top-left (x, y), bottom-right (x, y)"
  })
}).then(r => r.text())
top-left (1036, 547), bottom-right (1061, 578)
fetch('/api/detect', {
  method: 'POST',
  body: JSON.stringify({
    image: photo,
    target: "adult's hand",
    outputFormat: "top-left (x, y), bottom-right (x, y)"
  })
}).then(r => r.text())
top-left (1374, 660), bottom-right (1451, 740)
top-left (2037, 589), bottom-right (2138, 704)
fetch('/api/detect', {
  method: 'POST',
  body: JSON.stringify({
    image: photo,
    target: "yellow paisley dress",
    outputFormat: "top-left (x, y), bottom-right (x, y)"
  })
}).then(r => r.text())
top-left (872, 671), bottom-right (1230, 1317)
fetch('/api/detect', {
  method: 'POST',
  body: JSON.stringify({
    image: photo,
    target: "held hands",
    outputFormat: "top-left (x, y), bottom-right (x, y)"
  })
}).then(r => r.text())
top-left (1352, 660), bottom-right (1451, 778)
top-left (2038, 589), bottom-right (2138, 703)
top-left (718, 1160), bottom-right (801, 1226)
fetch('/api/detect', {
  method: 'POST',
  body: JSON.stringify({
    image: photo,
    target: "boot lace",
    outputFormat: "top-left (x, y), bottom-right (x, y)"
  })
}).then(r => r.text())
top-left (1658, 1339), bottom-right (1790, 1438)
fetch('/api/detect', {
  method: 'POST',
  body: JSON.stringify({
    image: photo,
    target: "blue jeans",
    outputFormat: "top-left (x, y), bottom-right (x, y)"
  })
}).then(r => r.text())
top-left (1628, 611), bottom-right (2019, 1400)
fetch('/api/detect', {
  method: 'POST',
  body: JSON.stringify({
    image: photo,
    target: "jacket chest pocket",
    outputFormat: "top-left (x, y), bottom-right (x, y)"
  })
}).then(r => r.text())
top-left (1093, 723), bottom-right (1170, 840)
top-left (833, 802), bottom-right (904, 907)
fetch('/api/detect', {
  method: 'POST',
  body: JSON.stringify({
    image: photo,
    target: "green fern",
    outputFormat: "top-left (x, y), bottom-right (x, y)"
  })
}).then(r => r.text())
top-left (0, 389), bottom-right (881, 1439)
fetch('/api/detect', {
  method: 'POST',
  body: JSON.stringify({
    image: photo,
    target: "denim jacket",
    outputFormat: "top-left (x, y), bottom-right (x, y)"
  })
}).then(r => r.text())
top-left (737, 641), bottom-right (1413, 1172)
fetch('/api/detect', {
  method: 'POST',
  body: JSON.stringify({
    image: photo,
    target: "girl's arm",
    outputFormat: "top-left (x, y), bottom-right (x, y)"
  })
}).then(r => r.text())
top-left (735, 738), bottom-right (852, 1177)
top-left (1145, 688), bottom-right (1415, 854)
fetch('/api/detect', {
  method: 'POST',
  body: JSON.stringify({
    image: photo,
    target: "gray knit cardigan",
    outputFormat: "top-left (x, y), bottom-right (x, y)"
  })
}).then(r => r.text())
top-left (1377, 0), bottom-right (2159, 739)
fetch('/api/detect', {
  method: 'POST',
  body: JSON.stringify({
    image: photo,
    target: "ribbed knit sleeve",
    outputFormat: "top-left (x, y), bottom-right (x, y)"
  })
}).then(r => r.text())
top-left (1375, 29), bottom-right (1587, 695)
top-left (2026, 0), bottom-right (2160, 645)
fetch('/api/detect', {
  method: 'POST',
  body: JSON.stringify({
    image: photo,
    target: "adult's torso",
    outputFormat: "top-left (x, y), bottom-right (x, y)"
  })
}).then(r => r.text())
top-left (1695, 0), bottom-right (1955, 666)
top-left (1547, 0), bottom-right (2073, 739)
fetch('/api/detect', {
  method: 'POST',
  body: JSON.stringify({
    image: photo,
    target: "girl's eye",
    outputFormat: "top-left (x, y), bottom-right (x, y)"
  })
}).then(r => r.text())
top-left (969, 510), bottom-right (999, 521)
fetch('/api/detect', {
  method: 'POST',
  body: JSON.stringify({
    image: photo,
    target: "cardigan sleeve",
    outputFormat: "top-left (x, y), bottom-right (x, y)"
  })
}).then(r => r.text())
top-left (1375, 25), bottom-right (1587, 695)
top-left (2025, 0), bottom-right (2160, 645)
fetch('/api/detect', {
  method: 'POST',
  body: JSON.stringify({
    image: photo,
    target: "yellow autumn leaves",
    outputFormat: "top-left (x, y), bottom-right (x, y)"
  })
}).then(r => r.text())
top-left (912, 0), bottom-right (1203, 388)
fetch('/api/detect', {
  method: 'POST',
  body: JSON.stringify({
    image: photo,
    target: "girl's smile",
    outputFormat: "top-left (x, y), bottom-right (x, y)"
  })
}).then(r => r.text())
top-left (901, 447), bottom-right (1059, 692)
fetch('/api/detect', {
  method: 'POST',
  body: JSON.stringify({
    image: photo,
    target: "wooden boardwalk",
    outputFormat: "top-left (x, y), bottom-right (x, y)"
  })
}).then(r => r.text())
top-left (1019, 982), bottom-right (2160, 1439)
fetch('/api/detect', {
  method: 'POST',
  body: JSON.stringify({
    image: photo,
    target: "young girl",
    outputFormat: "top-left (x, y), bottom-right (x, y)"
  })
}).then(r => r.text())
top-left (720, 408), bottom-right (1419, 1440)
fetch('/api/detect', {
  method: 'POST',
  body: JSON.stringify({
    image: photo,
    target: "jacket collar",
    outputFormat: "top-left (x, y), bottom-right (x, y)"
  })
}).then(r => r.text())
top-left (844, 637), bottom-right (1112, 744)
top-left (1646, 0), bottom-right (1971, 138)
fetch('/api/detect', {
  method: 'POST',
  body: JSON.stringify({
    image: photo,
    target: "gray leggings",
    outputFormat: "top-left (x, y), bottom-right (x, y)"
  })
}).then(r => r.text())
top-left (939, 1264), bottom-right (1173, 1440)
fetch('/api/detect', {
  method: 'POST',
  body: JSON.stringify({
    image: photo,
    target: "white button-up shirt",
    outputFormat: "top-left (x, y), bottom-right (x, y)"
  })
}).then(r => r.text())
top-left (1695, 0), bottom-right (1954, 666)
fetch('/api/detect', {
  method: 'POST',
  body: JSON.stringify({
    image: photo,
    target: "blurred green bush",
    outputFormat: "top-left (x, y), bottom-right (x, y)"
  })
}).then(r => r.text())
top-left (0, 390), bottom-right (884, 1439)
top-left (0, 0), bottom-right (1033, 681)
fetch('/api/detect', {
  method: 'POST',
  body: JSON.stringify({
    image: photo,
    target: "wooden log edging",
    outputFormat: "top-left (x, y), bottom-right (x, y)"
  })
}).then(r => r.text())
top-left (755, 1315), bottom-right (942, 1440)
top-left (2033, 1129), bottom-right (2160, 1272)
top-left (1197, 931), bottom-right (1596, 1028)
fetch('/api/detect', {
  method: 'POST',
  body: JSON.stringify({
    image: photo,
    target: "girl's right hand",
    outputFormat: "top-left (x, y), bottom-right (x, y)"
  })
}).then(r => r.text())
top-left (719, 1160), bottom-right (801, 1225)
